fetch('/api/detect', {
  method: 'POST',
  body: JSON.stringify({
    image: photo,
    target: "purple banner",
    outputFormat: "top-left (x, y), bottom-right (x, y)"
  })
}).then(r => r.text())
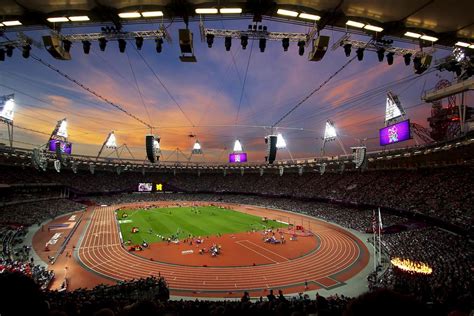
top-left (379, 120), bottom-right (411, 146)
top-left (48, 140), bottom-right (72, 154)
top-left (229, 152), bottom-right (247, 163)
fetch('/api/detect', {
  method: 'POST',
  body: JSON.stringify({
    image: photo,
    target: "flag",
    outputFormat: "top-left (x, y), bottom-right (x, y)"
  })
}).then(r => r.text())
top-left (378, 208), bottom-right (383, 231)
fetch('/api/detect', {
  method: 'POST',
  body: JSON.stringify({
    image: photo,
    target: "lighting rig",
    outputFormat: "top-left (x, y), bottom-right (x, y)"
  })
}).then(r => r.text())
top-left (0, 32), bottom-right (37, 61)
top-left (0, 94), bottom-right (15, 147)
top-left (435, 47), bottom-right (474, 80)
top-left (199, 19), bottom-right (328, 60)
top-left (42, 26), bottom-right (171, 60)
top-left (332, 34), bottom-right (433, 74)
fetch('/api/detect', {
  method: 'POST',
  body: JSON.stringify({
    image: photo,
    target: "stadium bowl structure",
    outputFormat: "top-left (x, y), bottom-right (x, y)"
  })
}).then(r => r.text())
top-left (67, 201), bottom-right (370, 297)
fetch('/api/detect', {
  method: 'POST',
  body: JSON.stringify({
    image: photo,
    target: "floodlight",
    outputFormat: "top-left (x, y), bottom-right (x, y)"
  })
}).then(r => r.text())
top-left (259, 38), bottom-right (266, 52)
top-left (386, 52), bottom-right (394, 65)
top-left (155, 38), bottom-right (163, 53)
top-left (403, 53), bottom-right (412, 66)
top-left (343, 43), bottom-right (351, 57)
top-left (98, 38), bottom-right (107, 51)
top-left (364, 25), bottom-right (383, 32)
top-left (0, 95), bottom-right (15, 121)
top-left (276, 133), bottom-right (286, 149)
top-left (282, 38), bottom-right (290, 51)
top-left (240, 35), bottom-right (248, 49)
top-left (298, 40), bottom-right (305, 56)
top-left (192, 140), bottom-right (202, 154)
top-left (404, 31), bottom-right (421, 39)
top-left (206, 34), bottom-right (215, 48)
top-left (6, 45), bottom-right (13, 57)
top-left (377, 48), bottom-right (385, 62)
top-left (420, 35), bottom-right (438, 42)
top-left (153, 139), bottom-right (160, 150)
top-left (141, 11), bottom-right (163, 17)
top-left (118, 39), bottom-right (126, 53)
top-left (47, 17), bottom-right (69, 23)
top-left (0, 49), bottom-right (4, 61)
top-left (233, 139), bottom-right (243, 152)
top-left (57, 119), bottom-right (68, 138)
top-left (195, 8), bottom-right (218, 14)
top-left (385, 92), bottom-right (404, 122)
top-left (225, 36), bottom-right (232, 51)
top-left (82, 41), bottom-right (91, 54)
top-left (298, 13), bottom-right (320, 21)
top-left (2, 20), bottom-right (22, 26)
top-left (220, 8), bottom-right (242, 14)
top-left (346, 20), bottom-right (365, 28)
top-left (22, 45), bottom-right (31, 58)
top-left (119, 12), bottom-right (141, 18)
top-left (455, 41), bottom-right (470, 48)
top-left (277, 9), bottom-right (298, 17)
top-left (105, 132), bottom-right (117, 148)
top-left (69, 16), bottom-right (90, 21)
top-left (63, 40), bottom-right (72, 53)
top-left (356, 47), bottom-right (364, 61)
top-left (135, 36), bottom-right (144, 50)
top-left (324, 121), bottom-right (337, 140)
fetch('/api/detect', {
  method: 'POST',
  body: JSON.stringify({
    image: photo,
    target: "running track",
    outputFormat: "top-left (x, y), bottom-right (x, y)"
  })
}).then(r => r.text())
top-left (77, 204), bottom-right (369, 295)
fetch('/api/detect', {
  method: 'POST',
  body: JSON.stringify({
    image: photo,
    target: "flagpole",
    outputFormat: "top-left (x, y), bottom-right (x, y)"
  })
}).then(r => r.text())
top-left (372, 210), bottom-right (377, 271)
top-left (378, 208), bottom-right (382, 266)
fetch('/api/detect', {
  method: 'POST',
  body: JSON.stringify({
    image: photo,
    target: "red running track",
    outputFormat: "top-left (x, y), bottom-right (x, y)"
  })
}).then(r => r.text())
top-left (77, 204), bottom-right (369, 296)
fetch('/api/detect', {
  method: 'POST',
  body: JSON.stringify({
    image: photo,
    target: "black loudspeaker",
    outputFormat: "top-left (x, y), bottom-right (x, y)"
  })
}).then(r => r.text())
top-left (146, 135), bottom-right (156, 163)
top-left (42, 34), bottom-right (72, 60)
top-left (266, 135), bottom-right (277, 164)
top-left (55, 141), bottom-right (63, 162)
top-left (308, 35), bottom-right (330, 62)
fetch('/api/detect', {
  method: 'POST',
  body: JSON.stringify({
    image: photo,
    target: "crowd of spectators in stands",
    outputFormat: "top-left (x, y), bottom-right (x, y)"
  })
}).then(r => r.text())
top-left (0, 165), bottom-right (472, 231)
top-left (90, 193), bottom-right (473, 313)
top-left (0, 199), bottom-right (85, 226)
top-left (371, 227), bottom-right (473, 312)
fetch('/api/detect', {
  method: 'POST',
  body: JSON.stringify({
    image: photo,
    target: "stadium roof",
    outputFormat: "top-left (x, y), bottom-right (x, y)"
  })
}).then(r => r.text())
top-left (1, 0), bottom-right (473, 47)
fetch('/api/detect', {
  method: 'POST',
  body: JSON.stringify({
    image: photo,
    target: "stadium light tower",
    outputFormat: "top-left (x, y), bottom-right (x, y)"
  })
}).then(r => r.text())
top-left (321, 120), bottom-right (347, 156)
top-left (0, 94), bottom-right (15, 147)
top-left (97, 131), bottom-right (134, 161)
top-left (192, 140), bottom-right (202, 154)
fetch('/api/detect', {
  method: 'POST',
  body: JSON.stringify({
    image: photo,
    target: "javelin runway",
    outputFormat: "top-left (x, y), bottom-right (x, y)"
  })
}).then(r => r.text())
top-left (77, 203), bottom-right (369, 295)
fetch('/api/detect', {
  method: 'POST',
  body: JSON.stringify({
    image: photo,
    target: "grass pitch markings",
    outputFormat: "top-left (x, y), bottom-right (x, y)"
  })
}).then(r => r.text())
top-left (116, 206), bottom-right (286, 245)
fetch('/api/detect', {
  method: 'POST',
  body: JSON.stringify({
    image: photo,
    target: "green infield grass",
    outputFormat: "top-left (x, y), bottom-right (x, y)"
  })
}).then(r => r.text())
top-left (116, 206), bottom-right (287, 244)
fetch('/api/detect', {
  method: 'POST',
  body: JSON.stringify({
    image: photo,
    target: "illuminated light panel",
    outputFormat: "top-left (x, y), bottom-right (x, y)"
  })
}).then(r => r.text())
top-left (455, 41), bottom-right (469, 47)
top-left (195, 8), bottom-right (218, 14)
top-left (47, 17), bottom-right (69, 23)
top-left (364, 24), bottom-right (383, 32)
top-left (57, 120), bottom-right (68, 138)
top-left (324, 121), bottom-right (337, 140)
top-left (118, 12), bottom-right (141, 18)
top-left (298, 13), bottom-right (321, 21)
top-left (0, 96), bottom-right (15, 121)
top-left (346, 20), bottom-right (365, 28)
top-left (420, 35), bottom-right (438, 42)
top-left (391, 258), bottom-right (433, 275)
top-left (404, 31), bottom-right (421, 38)
top-left (2, 20), bottom-right (22, 26)
top-left (276, 133), bottom-right (287, 149)
top-left (142, 11), bottom-right (163, 17)
top-left (277, 9), bottom-right (298, 17)
top-left (220, 8), bottom-right (242, 14)
top-left (469, 44), bottom-right (474, 49)
top-left (233, 139), bottom-right (243, 152)
top-left (0, 22), bottom-right (3, 26)
top-left (105, 132), bottom-right (117, 149)
top-left (69, 16), bottom-right (90, 21)
top-left (193, 141), bottom-right (201, 150)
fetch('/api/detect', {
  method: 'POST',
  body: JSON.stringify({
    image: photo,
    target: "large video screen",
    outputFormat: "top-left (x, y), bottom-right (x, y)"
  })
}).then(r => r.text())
top-left (379, 120), bottom-right (411, 146)
top-left (229, 152), bottom-right (247, 163)
top-left (48, 140), bottom-right (72, 154)
top-left (138, 183), bottom-right (153, 192)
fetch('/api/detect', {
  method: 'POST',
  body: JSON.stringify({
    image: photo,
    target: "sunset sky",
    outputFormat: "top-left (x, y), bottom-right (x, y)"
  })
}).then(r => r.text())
top-left (0, 19), bottom-right (463, 162)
